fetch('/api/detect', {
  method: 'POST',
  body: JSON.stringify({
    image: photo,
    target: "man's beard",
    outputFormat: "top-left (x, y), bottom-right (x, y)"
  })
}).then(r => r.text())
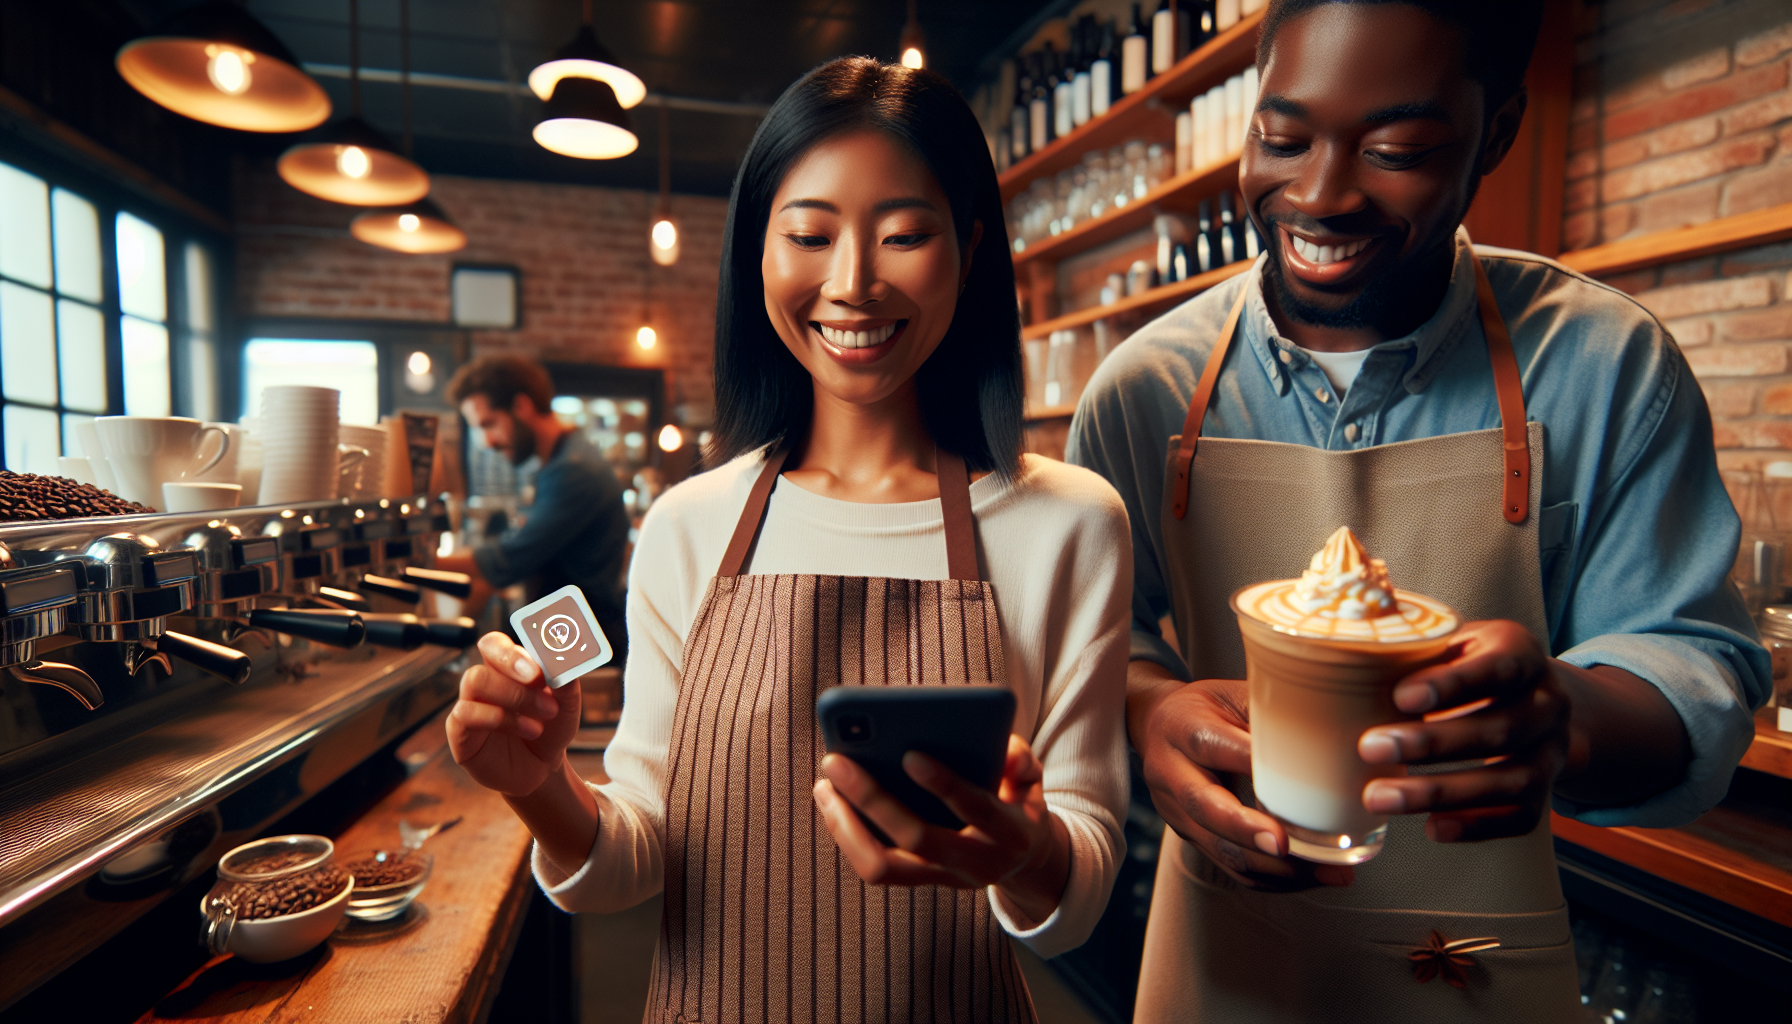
top-left (1261, 227), bottom-right (1397, 330)
top-left (508, 417), bottom-right (538, 466)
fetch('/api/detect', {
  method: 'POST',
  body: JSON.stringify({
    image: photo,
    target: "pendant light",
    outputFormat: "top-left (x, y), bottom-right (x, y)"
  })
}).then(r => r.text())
top-left (352, 0), bottom-right (466, 253)
top-left (529, 0), bottom-right (647, 108)
top-left (648, 105), bottom-right (679, 266)
top-left (278, 0), bottom-right (430, 205)
top-left (116, 1), bottom-right (331, 132)
top-left (900, 0), bottom-right (926, 70)
top-left (531, 0), bottom-right (641, 160)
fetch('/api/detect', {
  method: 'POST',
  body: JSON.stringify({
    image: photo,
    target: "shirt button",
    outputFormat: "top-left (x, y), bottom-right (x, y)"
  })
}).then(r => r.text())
top-left (1344, 423), bottom-right (1360, 442)
top-left (1279, 350), bottom-right (1292, 365)
top-left (1316, 388), bottom-right (1330, 403)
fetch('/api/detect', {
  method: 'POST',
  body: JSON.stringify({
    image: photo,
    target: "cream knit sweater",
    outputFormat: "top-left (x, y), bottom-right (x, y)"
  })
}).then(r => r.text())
top-left (532, 450), bottom-right (1133, 958)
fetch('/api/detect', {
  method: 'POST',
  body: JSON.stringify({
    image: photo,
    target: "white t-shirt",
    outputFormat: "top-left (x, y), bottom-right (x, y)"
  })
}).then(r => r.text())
top-left (532, 450), bottom-right (1133, 959)
top-left (1300, 345), bottom-right (1373, 394)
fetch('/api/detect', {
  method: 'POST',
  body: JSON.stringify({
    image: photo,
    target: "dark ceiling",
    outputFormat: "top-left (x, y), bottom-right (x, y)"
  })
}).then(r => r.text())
top-left (116, 0), bottom-right (1053, 197)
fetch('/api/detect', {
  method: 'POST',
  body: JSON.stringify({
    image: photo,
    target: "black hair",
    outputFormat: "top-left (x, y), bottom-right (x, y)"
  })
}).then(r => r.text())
top-left (705, 56), bottom-right (1023, 478)
top-left (1258, 0), bottom-right (1545, 117)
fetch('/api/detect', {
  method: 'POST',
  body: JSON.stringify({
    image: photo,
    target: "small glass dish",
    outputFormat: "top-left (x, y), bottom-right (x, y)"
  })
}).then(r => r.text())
top-left (341, 849), bottom-right (432, 921)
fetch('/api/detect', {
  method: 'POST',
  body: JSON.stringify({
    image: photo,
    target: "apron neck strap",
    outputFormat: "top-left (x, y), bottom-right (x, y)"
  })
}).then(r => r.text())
top-left (1170, 255), bottom-right (1531, 524)
top-left (1472, 257), bottom-right (1532, 524)
top-left (717, 445), bottom-right (982, 581)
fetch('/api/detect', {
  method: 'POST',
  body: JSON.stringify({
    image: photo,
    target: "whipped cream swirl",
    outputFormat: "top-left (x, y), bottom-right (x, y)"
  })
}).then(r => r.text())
top-left (1292, 527), bottom-right (1396, 621)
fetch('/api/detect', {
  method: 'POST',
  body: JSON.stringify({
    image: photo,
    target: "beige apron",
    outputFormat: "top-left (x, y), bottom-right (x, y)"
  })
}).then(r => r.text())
top-left (647, 448), bottom-right (1037, 1024)
top-left (1134, 259), bottom-right (1581, 1022)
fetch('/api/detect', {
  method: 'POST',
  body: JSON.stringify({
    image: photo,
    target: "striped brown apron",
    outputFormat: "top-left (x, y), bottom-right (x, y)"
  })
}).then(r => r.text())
top-left (647, 448), bottom-right (1037, 1024)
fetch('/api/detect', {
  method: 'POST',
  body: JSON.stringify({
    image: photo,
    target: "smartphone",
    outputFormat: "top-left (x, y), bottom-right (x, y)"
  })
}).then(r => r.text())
top-left (816, 685), bottom-right (1017, 833)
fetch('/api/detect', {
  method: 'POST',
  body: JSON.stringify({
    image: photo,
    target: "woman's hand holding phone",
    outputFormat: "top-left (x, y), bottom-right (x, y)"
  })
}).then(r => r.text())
top-left (813, 734), bottom-right (1072, 926)
top-left (447, 632), bottom-right (582, 796)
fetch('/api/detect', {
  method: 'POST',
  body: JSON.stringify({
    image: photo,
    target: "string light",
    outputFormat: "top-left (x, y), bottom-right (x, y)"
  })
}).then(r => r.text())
top-left (657, 424), bottom-right (683, 452)
top-left (636, 325), bottom-right (657, 349)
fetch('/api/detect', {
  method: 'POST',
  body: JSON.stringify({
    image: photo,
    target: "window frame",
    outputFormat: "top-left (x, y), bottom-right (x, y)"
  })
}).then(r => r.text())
top-left (0, 139), bottom-right (231, 473)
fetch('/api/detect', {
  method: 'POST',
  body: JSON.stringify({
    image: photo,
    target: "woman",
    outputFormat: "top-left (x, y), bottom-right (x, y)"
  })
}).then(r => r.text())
top-left (447, 57), bottom-right (1132, 1023)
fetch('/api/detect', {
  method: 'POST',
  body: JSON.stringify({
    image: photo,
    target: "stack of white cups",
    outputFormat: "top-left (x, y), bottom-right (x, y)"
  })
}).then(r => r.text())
top-left (257, 386), bottom-right (341, 504)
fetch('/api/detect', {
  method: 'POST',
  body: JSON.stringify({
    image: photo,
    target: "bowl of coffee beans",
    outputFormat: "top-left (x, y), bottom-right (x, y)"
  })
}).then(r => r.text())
top-left (342, 849), bottom-right (432, 921)
top-left (200, 835), bottom-right (354, 962)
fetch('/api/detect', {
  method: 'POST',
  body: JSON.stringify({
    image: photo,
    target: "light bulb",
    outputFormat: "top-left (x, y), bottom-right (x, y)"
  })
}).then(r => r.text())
top-left (205, 46), bottom-right (253, 95)
top-left (901, 47), bottom-right (925, 69)
top-left (651, 218), bottom-right (677, 251)
top-left (636, 325), bottom-right (657, 349)
top-left (336, 145), bottom-right (371, 179)
top-left (398, 213), bottom-right (421, 232)
top-left (407, 350), bottom-right (432, 376)
top-left (657, 424), bottom-right (683, 452)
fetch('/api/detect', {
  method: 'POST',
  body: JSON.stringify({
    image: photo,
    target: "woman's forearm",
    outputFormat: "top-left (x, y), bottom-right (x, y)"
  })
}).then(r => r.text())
top-left (1553, 662), bottom-right (1691, 807)
top-left (504, 756), bottom-right (602, 877)
top-left (995, 809), bottom-right (1072, 925)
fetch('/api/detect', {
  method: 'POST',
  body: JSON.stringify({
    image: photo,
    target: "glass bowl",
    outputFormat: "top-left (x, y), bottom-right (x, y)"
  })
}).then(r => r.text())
top-left (341, 849), bottom-right (432, 922)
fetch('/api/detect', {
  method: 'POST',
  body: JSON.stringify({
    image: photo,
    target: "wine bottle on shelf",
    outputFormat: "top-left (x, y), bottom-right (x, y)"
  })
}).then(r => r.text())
top-left (1218, 191), bottom-right (1240, 265)
top-left (1072, 17), bottom-right (1094, 127)
top-left (1152, 0), bottom-right (1188, 76)
top-left (1010, 57), bottom-right (1031, 161)
top-left (1217, 0), bottom-right (1241, 32)
top-left (1192, 0), bottom-right (1216, 45)
top-left (995, 129), bottom-right (1010, 173)
top-left (1052, 42), bottom-right (1075, 140)
top-left (1243, 214), bottom-right (1263, 260)
top-left (1091, 20), bottom-right (1116, 116)
top-left (1195, 198), bottom-right (1215, 273)
top-left (1028, 51), bottom-right (1052, 154)
top-left (1122, 4), bottom-right (1149, 95)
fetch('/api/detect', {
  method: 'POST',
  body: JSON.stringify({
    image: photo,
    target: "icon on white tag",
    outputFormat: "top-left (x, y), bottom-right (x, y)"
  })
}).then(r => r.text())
top-left (509, 584), bottom-right (612, 688)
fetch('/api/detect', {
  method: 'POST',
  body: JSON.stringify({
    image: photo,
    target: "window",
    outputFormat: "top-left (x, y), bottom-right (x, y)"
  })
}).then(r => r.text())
top-left (0, 159), bottom-right (212, 474)
top-left (0, 164), bottom-right (108, 474)
top-left (242, 339), bottom-right (380, 426)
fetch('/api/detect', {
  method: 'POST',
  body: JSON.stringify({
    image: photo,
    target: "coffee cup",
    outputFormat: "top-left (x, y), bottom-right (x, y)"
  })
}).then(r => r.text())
top-left (57, 457), bottom-right (96, 487)
top-left (1230, 528), bottom-right (1459, 865)
top-left (163, 482), bottom-right (243, 513)
top-left (73, 421), bottom-right (121, 494)
top-left (190, 423), bottom-right (244, 484)
top-left (95, 417), bottom-right (231, 509)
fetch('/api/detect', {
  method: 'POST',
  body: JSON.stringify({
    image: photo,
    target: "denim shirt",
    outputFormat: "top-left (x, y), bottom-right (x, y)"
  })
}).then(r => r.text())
top-left (1066, 228), bottom-right (1769, 828)
top-left (473, 429), bottom-right (631, 621)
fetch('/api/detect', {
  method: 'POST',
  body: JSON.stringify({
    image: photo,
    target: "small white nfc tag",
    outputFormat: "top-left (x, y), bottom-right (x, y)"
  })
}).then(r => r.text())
top-left (509, 584), bottom-right (613, 688)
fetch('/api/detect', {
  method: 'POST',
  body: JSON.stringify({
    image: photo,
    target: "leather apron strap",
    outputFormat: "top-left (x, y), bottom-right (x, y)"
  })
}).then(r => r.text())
top-left (717, 445), bottom-right (982, 581)
top-left (1170, 256), bottom-right (1531, 523)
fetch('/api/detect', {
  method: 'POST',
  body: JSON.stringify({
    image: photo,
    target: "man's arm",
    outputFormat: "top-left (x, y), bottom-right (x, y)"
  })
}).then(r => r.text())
top-left (472, 458), bottom-right (623, 593)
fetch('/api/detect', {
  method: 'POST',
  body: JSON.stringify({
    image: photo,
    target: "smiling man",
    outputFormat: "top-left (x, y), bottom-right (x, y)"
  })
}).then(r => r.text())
top-left (1066, 1), bottom-right (1769, 1021)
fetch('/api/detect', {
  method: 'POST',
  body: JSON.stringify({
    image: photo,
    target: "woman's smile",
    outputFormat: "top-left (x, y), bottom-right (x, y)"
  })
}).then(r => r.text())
top-left (812, 318), bottom-right (909, 364)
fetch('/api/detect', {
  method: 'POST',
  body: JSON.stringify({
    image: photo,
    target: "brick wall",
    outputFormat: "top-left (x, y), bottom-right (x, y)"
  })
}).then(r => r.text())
top-left (1564, 3), bottom-right (1792, 250)
top-left (234, 161), bottom-right (729, 417)
top-left (1565, 1), bottom-right (1792, 483)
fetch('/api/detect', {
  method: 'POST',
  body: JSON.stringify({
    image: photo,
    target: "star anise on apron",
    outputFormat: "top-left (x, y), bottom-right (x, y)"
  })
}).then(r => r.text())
top-left (1409, 930), bottom-right (1501, 989)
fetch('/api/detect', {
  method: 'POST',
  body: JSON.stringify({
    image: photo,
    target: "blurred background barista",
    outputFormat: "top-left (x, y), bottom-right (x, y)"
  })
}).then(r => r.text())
top-left (438, 355), bottom-right (632, 667)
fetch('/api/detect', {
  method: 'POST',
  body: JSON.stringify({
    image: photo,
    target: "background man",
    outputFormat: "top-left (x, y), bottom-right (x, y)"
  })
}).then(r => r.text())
top-left (439, 355), bottom-right (631, 667)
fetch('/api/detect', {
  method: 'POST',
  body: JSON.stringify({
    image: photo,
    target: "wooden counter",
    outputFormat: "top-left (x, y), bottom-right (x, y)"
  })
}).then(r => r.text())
top-left (1553, 710), bottom-right (1792, 929)
top-left (135, 722), bottom-right (608, 1024)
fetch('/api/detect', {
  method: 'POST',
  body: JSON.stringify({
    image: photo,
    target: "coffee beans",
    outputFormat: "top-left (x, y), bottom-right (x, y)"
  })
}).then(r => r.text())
top-left (343, 851), bottom-right (425, 889)
top-left (0, 472), bottom-right (153, 521)
top-left (217, 863), bottom-right (349, 920)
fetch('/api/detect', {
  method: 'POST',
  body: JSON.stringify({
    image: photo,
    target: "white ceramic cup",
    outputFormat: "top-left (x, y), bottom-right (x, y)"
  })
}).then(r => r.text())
top-left (191, 423), bottom-right (244, 483)
top-left (57, 457), bottom-right (95, 487)
top-left (73, 421), bottom-right (121, 494)
top-left (162, 482), bottom-right (243, 512)
top-left (95, 417), bottom-right (231, 508)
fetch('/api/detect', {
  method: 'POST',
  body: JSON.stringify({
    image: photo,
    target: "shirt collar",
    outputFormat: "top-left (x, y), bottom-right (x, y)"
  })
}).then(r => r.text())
top-left (1241, 226), bottom-right (1483, 395)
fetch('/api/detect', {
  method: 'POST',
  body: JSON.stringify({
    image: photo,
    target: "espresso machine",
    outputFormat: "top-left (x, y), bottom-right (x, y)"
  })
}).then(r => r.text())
top-left (0, 493), bottom-right (477, 1012)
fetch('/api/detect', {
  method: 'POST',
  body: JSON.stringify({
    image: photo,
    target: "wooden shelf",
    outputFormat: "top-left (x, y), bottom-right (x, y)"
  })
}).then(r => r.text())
top-left (1552, 811), bottom-right (1792, 928)
top-left (999, 10), bottom-right (1264, 204)
top-left (1556, 201), bottom-right (1792, 278)
top-left (1023, 259), bottom-right (1252, 340)
top-left (1742, 708), bottom-right (1792, 780)
top-left (1012, 157), bottom-right (1241, 271)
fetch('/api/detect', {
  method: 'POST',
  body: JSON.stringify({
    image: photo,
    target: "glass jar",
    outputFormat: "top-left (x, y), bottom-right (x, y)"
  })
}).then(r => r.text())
top-left (202, 834), bottom-right (352, 959)
top-left (1759, 606), bottom-right (1792, 725)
